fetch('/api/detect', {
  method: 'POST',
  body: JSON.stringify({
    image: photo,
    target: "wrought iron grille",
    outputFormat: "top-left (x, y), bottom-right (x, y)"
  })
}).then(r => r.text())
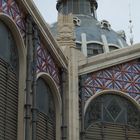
top-left (85, 94), bottom-right (140, 129)
top-left (84, 94), bottom-right (140, 140)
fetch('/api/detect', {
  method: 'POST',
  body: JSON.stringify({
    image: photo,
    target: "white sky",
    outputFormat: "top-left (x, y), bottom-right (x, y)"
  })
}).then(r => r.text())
top-left (33, 0), bottom-right (140, 44)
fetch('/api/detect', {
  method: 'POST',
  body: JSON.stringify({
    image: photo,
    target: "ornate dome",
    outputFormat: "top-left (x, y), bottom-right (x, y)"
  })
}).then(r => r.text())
top-left (51, 0), bottom-right (128, 57)
top-left (73, 15), bottom-right (128, 56)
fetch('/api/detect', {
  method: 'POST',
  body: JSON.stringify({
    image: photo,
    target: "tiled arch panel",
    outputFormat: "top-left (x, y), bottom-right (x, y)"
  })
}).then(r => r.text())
top-left (0, 0), bottom-right (26, 37)
top-left (82, 59), bottom-right (140, 104)
top-left (36, 40), bottom-right (60, 88)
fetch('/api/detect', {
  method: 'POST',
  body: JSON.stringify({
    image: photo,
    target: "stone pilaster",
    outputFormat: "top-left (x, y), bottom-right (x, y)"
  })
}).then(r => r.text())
top-left (57, 14), bottom-right (79, 140)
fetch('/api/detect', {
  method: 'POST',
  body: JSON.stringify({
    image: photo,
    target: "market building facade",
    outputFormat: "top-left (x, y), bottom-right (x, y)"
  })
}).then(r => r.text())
top-left (0, 0), bottom-right (140, 140)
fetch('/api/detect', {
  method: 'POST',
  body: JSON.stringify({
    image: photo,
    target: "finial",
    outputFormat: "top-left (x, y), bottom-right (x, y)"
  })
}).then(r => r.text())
top-left (128, 0), bottom-right (134, 45)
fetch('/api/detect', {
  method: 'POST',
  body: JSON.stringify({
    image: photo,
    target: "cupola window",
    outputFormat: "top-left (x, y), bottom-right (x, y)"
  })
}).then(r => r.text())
top-left (87, 43), bottom-right (103, 57)
top-left (109, 45), bottom-right (119, 51)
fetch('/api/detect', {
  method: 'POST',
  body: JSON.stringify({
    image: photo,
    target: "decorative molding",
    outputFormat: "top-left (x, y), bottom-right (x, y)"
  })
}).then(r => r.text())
top-left (73, 16), bottom-right (81, 26)
top-left (99, 20), bottom-right (111, 30)
top-left (101, 34), bottom-right (109, 53)
top-left (57, 13), bottom-right (75, 48)
top-left (81, 33), bottom-right (87, 56)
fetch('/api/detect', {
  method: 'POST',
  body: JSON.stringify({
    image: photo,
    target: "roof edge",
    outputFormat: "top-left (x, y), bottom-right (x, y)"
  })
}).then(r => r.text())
top-left (79, 43), bottom-right (140, 75)
top-left (20, 0), bottom-right (68, 69)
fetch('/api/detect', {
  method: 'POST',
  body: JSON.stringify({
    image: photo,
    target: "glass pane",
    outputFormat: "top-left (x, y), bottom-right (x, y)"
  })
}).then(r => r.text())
top-left (36, 78), bottom-right (55, 121)
top-left (73, 0), bottom-right (79, 14)
top-left (85, 97), bottom-right (102, 128)
top-left (0, 20), bottom-right (18, 72)
top-left (87, 43), bottom-right (103, 57)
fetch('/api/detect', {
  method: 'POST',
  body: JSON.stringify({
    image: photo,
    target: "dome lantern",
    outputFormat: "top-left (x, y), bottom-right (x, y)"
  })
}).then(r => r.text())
top-left (56, 0), bottom-right (98, 19)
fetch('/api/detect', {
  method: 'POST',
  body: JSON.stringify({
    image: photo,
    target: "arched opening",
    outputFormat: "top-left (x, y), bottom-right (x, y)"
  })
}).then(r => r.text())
top-left (36, 74), bottom-right (61, 140)
top-left (36, 78), bottom-right (56, 139)
top-left (84, 93), bottom-right (140, 140)
top-left (0, 20), bottom-right (19, 140)
top-left (0, 14), bottom-right (26, 140)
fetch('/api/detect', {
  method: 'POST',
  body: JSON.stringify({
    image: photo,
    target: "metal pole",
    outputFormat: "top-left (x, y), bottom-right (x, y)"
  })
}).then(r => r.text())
top-left (61, 68), bottom-right (67, 140)
top-left (32, 24), bottom-right (38, 140)
top-left (25, 16), bottom-right (33, 140)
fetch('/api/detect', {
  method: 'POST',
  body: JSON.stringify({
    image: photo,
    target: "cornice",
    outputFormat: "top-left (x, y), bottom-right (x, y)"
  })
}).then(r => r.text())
top-left (79, 44), bottom-right (140, 75)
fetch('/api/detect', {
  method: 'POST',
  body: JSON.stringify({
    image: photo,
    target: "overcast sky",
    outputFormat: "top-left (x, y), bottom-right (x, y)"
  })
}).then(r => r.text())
top-left (33, 0), bottom-right (140, 44)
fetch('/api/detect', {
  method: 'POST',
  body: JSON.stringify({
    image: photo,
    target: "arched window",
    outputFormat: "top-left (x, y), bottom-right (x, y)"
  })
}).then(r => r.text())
top-left (0, 20), bottom-right (19, 139)
top-left (87, 43), bottom-right (104, 57)
top-left (85, 94), bottom-right (140, 139)
top-left (0, 20), bottom-right (19, 72)
top-left (36, 78), bottom-right (56, 140)
top-left (109, 45), bottom-right (118, 51)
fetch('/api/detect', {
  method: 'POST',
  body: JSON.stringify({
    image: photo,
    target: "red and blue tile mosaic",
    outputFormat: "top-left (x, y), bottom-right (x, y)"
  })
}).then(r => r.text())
top-left (0, 0), bottom-right (26, 37)
top-left (0, 0), bottom-right (61, 88)
top-left (82, 60), bottom-right (140, 103)
top-left (37, 41), bottom-right (61, 88)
